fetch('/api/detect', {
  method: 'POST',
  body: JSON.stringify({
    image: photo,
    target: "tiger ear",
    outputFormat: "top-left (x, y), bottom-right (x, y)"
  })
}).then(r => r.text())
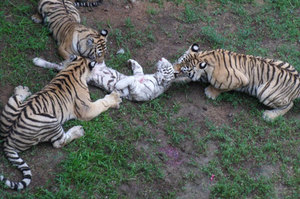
top-left (100, 29), bottom-right (108, 37)
top-left (191, 43), bottom-right (200, 52)
top-left (87, 38), bottom-right (94, 46)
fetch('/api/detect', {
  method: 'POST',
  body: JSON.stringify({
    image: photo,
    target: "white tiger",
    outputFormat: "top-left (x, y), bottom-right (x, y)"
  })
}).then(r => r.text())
top-left (33, 57), bottom-right (175, 101)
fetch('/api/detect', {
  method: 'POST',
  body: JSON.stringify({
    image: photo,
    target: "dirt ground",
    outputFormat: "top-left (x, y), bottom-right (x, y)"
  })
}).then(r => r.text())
top-left (1, 0), bottom-right (299, 198)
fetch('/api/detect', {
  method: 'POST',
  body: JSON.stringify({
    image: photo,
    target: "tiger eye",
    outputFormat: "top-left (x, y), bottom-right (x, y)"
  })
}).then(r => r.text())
top-left (199, 62), bottom-right (207, 69)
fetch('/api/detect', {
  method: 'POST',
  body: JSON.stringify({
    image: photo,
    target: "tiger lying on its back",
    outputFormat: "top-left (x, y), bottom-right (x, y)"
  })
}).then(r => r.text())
top-left (0, 56), bottom-right (121, 190)
top-left (31, 0), bottom-right (108, 63)
top-left (33, 57), bottom-right (175, 101)
top-left (174, 44), bottom-right (300, 120)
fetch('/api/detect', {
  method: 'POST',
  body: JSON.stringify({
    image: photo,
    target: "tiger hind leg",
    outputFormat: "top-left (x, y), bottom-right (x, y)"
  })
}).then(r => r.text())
top-left (14, 85), bottom-right (31, 101)
top-left (128, 59), bottom-right (144, 75)
top-left (0, 86), bottom-right (31, 136)
top-left (262, 102), bottom-right (294, 121)
top-left (52, 126), bottom-right (85, 148)
top-left (31, 13), bottom-right (43, 24)
top-left (33, 57), bottom-right (65, 71)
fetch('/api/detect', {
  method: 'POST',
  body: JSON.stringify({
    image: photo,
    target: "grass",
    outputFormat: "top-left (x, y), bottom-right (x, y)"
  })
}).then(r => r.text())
top-left (0, 0), bottom-right (299, 198)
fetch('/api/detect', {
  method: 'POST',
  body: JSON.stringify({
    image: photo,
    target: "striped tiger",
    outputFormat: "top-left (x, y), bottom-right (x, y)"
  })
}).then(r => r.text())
top-left (174, 44), bottom-right (300, 120)
top-left (31, 0), bottom-right (108, 63)
top-left (32, 57), bottom-right (175, 101)
top-left (0, 55), bottom-right (122, 190)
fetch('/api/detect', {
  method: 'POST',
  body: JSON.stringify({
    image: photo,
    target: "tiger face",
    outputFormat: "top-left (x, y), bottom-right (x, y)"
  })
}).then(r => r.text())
top-left (174, 44), bottom-right (213, 81)
top-left (80, 29), bottom-right (108, 63)
top-left (65, 55), bottom-right (97, 79)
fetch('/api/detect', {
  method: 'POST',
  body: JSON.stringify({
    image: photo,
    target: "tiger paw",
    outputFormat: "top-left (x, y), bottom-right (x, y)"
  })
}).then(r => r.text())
top-left (127, 59), bottom-right (137, 68)
top-left (105, 92), bottom-right (122, 109)
top-left (31, 14), bottom-right (43, 24)
top-left (69, 125), bottom-right (85, 139)
top-left (128, 59), bottom-right (142, 72)
top-left (204, 86), bottom-right (220, 100)
top-left (263, 110), bottom-right (279, 121)
top-left (14, 85), bottom-right (31, 101)
top-left (33, 57), bottom-right (46, 67)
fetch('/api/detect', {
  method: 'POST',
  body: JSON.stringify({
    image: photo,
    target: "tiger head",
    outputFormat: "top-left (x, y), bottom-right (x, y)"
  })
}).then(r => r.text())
top-left (155, 58), bottom-right (175, 86)
top-left (174, 44), bottom-right (213, 81)
top-left (80, 29), bottom-right (108, 63)
top-left (65, 55), bottom-right (97, 80)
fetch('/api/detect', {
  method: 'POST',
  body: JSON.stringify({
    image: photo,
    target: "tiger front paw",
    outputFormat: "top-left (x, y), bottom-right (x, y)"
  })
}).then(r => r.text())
top-left (204, 86), bottom-right (220, 100)
top-left (127, 59), bottom-right (142, 70)
top-left (31, 14), bottom-right (43, 24)
top-left (127, 59), bottom-right (137, 68)
top-left (14, 85), bottom-right (31, 101)
top-left (69, 125), bottom-right (85, 139)
top-left (105, 91), bottom-right (122, 109)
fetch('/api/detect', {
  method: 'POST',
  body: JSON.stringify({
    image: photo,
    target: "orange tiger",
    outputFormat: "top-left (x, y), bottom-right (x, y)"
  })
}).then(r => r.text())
top-left (174, 44), bottom-right (300, 120)
top-left (0, 56), bottom-right (121, 190)
top-left (32, 0), bottom-right (108, 63)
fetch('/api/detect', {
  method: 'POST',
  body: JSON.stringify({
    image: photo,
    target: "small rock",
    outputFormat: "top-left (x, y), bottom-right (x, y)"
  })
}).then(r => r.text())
top-left (116, 48), bottom-right (125, 55)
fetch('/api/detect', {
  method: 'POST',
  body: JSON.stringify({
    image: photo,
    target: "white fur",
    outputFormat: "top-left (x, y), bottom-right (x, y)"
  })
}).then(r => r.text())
top-left (33, 57), bottom-right (175, 101)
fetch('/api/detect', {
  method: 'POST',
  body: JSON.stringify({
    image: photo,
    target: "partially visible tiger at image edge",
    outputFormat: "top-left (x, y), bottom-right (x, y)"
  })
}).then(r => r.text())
top-left (174, 44), bottom-right (300, 120)
top-left (0, 56), bottom-right (121, 190)
top-left (31, 0), bottom-right (108, 63)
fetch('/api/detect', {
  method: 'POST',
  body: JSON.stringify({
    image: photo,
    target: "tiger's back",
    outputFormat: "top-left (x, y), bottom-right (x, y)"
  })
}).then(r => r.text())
top-left (37, 0), bottom-right (80, 42)
top-left (211, 49), bottom-right (300, 104)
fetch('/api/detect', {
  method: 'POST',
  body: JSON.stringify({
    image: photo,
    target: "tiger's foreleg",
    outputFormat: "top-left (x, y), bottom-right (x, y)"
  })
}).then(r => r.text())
top-left (128, 59), bottom-right (144, 75)
top-left (58, 44), bottom-right (73, 61)
top-left (207, 69), bottom-right (250, 99)
top-left (262, 102), bottom-right (294, 121)
top-left (77, 92), bottom-right (122, 121)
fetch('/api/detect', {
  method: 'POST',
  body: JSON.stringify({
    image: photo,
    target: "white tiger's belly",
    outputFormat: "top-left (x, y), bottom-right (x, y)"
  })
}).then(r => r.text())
top-left (129, 75), bottom-right (164, 101)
